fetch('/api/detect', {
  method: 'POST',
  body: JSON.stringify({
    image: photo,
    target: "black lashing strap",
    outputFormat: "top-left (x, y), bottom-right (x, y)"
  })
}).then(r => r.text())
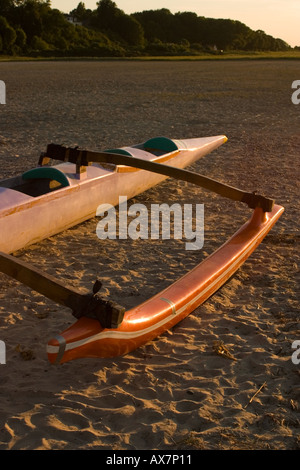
top-left (0, 252), bottom-right (125, 329)
top-left (45, 143), bottom-right (275, 212)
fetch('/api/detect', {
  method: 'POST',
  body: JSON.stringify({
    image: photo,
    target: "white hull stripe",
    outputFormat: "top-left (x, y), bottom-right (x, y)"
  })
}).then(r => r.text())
top-left (47, 212), bottom-right (279, 357)
top-left (160, 298), bottom-right (177, 315)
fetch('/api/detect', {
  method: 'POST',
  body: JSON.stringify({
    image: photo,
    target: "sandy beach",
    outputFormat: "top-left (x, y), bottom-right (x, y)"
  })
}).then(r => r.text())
top-left (0, 59), bottom-right (299, 450)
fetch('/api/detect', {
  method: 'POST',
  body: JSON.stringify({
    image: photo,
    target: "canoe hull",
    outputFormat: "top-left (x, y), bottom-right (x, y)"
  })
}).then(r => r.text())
top-left (47, 204), bottom-right (284, 364)
top-left (0, 136), bottom-right (226, 254)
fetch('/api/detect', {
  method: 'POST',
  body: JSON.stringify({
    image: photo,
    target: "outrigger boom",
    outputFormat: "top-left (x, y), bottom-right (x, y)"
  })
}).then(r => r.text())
top-left (45, 144), bottom-right (274, 212)
top-left (0, 251), bottom-right (125, 329)
top-left (0, 136), bottom-right (284, 364)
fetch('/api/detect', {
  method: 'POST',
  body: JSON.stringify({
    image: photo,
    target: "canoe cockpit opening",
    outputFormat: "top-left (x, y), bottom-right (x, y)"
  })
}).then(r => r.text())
top-left (104, 137), bottom-right (179, 158)
top-left (19, 167), bottom-right (70, 196)
top-left (23, 168), bottom-right (70, 187)
top-left (140, 137), bottom-right (179, 156)
top-left (0, 167), bottom-right (71, 198)
top-left (103, 148), bottom-right (133, 157)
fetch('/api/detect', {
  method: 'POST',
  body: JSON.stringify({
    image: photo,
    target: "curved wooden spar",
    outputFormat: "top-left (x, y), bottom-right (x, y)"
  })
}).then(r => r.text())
top-left (46, 144), bottom-right (275, 212)
top-left (0, 251), bottom-right (125, 328)
top-left (47, 204), bottom-right (284, 365)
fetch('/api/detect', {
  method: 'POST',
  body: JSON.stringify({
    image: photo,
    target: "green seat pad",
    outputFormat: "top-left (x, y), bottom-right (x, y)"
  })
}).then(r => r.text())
top-left (22, 167), bottom-right (70, 187)
top-left (143, 137), bottom-right (178, 153)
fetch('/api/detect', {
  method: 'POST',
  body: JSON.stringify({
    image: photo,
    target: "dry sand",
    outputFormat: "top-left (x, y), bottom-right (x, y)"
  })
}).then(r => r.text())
top-left (0, 60), bottom-right (299, 450)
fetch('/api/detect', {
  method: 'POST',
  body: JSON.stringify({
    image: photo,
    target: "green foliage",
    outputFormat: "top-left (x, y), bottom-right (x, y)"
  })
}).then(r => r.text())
top-left (0, 0), bottom-right (291, 57)
top-left (70, 2), bottom-right (89, 22)
top-left (134, 9), bottom-right (290, 53)
top-left (15, 27), bottom-right (26, 47)
top-left (31, 35), bottom-right (50, 51)
top-left (0, 15), bottom-right (17, 53)
top-left (92, 0), bottom-right (144, 46)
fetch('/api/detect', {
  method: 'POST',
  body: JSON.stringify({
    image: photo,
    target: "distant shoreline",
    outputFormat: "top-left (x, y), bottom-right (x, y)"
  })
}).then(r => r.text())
top-left (1, 51), bottom-right (300, 62)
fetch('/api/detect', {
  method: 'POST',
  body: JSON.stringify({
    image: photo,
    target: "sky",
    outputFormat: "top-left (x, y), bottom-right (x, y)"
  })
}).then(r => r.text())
top-left (51, 0), bottom-right (300, 47)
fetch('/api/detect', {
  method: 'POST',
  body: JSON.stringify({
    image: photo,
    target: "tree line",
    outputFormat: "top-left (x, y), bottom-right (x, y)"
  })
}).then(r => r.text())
top-left (0, 0), bottom-right (293, 57)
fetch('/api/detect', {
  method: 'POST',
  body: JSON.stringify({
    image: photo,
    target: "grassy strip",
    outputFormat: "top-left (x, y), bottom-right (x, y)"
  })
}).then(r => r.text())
top-left (1, 51), bottom-right (300, 62)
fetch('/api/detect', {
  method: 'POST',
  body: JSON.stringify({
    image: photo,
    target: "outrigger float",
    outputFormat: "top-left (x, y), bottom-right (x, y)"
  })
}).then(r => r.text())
top-left (0, 136), bottom-right (284, 364)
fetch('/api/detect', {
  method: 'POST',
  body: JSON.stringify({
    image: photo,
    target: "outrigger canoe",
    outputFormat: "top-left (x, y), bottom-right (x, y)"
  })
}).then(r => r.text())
top-left (0, 135), bottom-right (227, 254)
top-left (0, 135), bottom-right (284, 364)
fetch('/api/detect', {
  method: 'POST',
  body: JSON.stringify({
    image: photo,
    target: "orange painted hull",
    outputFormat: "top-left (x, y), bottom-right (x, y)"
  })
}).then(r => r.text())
top-left (47, 204), bottom-right (284, 364)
